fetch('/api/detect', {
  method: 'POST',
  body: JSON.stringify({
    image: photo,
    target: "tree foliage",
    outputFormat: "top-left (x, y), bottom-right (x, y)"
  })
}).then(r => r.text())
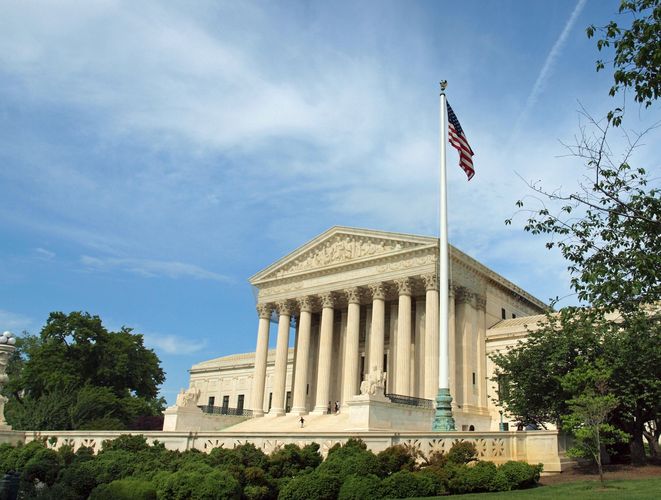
top-left (587, 0), bottom-right (661, 109)
top-left (4, 312), bottom-right (165, 430)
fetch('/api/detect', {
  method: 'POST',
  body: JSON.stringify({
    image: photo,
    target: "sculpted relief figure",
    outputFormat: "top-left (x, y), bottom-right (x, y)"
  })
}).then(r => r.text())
top-left (360, 366), bottom-right (387, 396)
top-left (276, 236), bottom-right (407, 277)
top-left (176, 387), bottom-right (201, 408)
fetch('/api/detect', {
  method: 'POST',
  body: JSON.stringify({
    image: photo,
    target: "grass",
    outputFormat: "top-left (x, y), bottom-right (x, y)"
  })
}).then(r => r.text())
top-left (411, 477), bottom-right (661, 499)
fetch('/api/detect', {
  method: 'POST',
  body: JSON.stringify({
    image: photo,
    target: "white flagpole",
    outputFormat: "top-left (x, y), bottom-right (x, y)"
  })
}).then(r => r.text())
top-left (433, 80), bottom-right (455, 431)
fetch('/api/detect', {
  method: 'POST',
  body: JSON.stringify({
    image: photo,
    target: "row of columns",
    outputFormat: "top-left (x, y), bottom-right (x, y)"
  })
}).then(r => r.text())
top-left (251, 275), bottom-right (485, 417)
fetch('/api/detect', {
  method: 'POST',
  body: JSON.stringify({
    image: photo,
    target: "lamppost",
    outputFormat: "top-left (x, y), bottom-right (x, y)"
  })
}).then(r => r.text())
top-left (0, 331), bottom-right (16, 430)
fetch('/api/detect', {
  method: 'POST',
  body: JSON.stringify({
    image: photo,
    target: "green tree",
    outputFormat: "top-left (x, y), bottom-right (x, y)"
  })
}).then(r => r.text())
top-left (492, 309), bottom-right (661, 464)
top-left (587, 0), bottom-right (661, 109)
top-left (4, 312), bottom-right (165, 430)
top-left (561, 363), bottom-right (629, 486)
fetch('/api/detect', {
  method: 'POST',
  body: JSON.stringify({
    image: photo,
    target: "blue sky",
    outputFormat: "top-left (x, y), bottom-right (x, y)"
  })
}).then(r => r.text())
top-left (1, 0), bottom-right (659, 404)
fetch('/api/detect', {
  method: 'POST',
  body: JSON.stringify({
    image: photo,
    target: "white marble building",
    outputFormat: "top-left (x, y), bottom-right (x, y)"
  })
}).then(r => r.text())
top-left (188, 226), bottom-right (546, 431)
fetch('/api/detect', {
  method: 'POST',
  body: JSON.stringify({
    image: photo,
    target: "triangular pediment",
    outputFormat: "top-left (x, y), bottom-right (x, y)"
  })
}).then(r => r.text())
top-left (250, 226), bottom-right (436, 284)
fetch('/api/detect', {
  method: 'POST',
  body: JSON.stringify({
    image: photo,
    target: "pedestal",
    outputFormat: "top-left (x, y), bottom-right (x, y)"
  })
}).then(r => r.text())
top-left (432, 388), bottom-right (456, 431)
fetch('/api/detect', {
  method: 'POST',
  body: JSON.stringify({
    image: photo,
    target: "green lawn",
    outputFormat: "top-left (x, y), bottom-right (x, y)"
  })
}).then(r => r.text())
top-left (412, 477), bottom-right (661, 499)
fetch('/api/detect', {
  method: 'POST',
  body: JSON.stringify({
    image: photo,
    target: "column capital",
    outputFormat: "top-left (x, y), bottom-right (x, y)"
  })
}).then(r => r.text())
top-left (344, 287), bottom-right (362, 304)
top-left (394, 277), bottom-right (413, 296)
top-left (454, 286), bottom-right (474, 305)
top-left (368, 282), bottom-right (386, 300)
top-left (297, 296), bottom-right (314, 312)
top-left (475, 294), bottom-right (487, 311)
top-left (319, 292), bottom-right (335, 308)
top-left (422, 273), bottom-right (438, 291)
top-left (256, 303), bottom-right (273, 319)
top-left (275, 300), bottom-right (293, 316)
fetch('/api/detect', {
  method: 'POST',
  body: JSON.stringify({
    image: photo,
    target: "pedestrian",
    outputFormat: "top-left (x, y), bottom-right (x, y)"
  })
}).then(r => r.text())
top-left (334, 401), bottom-right (339, 413)
top-left (299, 417), bottom-right (305, 428)
top-left (327, 401), bottom-right (331, 414)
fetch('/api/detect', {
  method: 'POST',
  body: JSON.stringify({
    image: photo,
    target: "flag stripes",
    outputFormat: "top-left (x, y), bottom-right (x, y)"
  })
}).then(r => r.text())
top-left (446, 101), bottom-right (475, 180)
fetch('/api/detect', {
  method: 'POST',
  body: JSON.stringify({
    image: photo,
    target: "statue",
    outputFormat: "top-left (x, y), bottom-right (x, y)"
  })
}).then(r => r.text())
top-left (0, 331), bottom-right (16, 430)
top-left (360, 366), bottom-right (387, 396)
top-left (175, 387), bottom-right (201, 408)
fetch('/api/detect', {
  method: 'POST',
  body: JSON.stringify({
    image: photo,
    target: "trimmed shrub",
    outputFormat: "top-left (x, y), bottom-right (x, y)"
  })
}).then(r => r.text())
top-left (244, 485), bottom-right (272, 500)
top-left (447, 441), bottom-right (478, 464)
top-left (416, 466), bottom-right (447, 496)
top-left (21, 447), bottom-right (61, 486)
top-left (317, 440), bottom-right (380, 482)
top-left (277, 471), bottom-right (340, 500)
top-left (100, 434), bottom-right (150, 453)
top-left (377, 445), bottom-right (417, 476)
top-left (269, 443), bottom-right (321, 479)
top-left (89, 478), bottom-right (157, 500)
top-left (380, 470), bottom-right (437, 499)
top-left (156, 468), bottom-right (242, 499)
top-left (492, 461), bottom-right (542, 490)
top-left (338, 474), bottom-right (382, 500)
top-left (447, 461), bottom-right (497, 494)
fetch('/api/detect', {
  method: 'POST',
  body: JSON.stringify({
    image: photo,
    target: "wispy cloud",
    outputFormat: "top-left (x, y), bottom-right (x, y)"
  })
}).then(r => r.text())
top-left (143, 333), bottom-right (208, 355)
top-left (80, 255), bottom-right (232, 283)
top-left (508, 0), bottom-right (588, 147)
top-left (0, 309), bottom-right (34, 332)
top-left (34, 247), bottom-right (55, 261)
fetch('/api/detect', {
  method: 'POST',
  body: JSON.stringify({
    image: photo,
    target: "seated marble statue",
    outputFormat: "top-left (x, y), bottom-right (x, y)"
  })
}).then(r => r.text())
top-left (360, 366), bottom-right (387, 396)
top-left (175, 387), bottom-right (201, 408)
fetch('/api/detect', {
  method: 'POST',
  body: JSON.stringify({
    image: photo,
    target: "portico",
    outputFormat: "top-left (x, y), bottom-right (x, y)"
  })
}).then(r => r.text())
top-left (245, 226), bottom-right (546, 430)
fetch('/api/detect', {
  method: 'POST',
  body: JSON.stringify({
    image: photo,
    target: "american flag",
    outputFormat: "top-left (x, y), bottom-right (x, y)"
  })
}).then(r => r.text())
top-left (446, 101), bottom-right (475, 180)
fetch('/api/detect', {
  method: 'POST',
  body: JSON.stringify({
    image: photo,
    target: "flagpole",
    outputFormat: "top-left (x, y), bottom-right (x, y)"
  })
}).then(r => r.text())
top-left (433, 80), bottom-right (456, 432)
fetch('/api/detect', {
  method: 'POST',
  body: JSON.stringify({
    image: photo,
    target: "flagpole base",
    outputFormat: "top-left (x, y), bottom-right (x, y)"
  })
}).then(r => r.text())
top-left (432, 388), bottom-right (456, 432)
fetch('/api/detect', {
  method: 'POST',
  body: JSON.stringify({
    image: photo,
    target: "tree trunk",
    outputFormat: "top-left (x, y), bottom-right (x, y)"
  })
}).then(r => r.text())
top-left (630, 429), bottom-right (646, 465)
top-left (643, 429), bottom-right (661, 458)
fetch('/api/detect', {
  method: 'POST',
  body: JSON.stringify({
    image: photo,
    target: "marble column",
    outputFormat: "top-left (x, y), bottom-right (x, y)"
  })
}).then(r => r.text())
top-left (476, 295), bottom-right (487, 408)
top-left (368, 283), bottom-right (386, 375)
top-left (251, 303), bottom-right (272, 416)
top-left (313, 292), bottom-right (335, 414)
top-left (291, 297), bottom-right (313, 415)
top-left (270, 301), bottom-right (292, 416)
top-left (342, 287), bottom-right (361, 406)
top-left (454, 287), bottom-right (472, 409)
top-left (394, 277), bottom-right (413, 395)
top-left (423, 274), bottom-right (439, 400)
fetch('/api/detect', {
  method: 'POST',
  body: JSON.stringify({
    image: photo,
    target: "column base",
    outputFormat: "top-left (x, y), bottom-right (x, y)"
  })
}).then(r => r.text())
top-left (432, 388), bottom-right (456, 431)
top-left (268, 408), bottom-right (286, 417)
top-left (289, 407), bottom-right (309, 416)
top-left (252, 410), bottom-right (265, 418)
top-left (310, 405), bottom-right (330, 415)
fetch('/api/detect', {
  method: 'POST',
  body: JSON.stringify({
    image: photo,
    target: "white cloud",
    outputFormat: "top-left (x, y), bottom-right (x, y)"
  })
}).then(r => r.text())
top-left (143, 333), bottom-right (207, 355)
top-left (0, 309), bottom-right (34, 333)
top-left (34, 247), bottom-right (55, 261)
top-left (80, 255), bottom-right (232, 283)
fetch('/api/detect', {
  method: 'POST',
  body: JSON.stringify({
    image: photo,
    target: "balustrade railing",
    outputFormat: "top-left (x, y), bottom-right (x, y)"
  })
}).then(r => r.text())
top-left (385, 393), bottom-right (434, 409)
top-left (198, 405), bottom-right (253, 417)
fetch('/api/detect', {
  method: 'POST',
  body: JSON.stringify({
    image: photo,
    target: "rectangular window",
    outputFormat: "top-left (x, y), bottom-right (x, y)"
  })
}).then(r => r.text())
top-left (472, 372), bottom-right (476, 385)
top-left (501, 308), bottom-right (506, 320)
top-left (286, 391), bottom-right (291, 412)
top-left (497, 375), bottom-right (511, 401)
top-left (208, 396), bottom-right (215, 407)
top-left (360, 354), bottom-right (365, 379)
top-left (306, 383), bottom-right (309, 395)
top-left (237, 394), bottom-right (244, 413)
top-left (222, 395), bottom-right (230, 414)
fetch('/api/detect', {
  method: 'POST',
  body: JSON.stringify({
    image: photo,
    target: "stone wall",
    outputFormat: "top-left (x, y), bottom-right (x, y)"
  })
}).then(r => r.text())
top-left (0, 429), bottom-right (573, 473)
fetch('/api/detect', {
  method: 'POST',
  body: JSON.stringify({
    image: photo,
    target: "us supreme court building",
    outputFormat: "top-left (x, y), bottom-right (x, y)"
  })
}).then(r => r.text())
top-left (185, 226), bottom-right (547, 432)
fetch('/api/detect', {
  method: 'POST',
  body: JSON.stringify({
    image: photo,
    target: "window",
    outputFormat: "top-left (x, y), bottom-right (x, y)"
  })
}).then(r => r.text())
top-left (237, 394), bottom-right (244, 413)
top-left (268, 392), bottom-right (273, 411)
top-left (512, 313), bottom-right (517, 319)
top-left (497, 375), bottom-right (511, 401)
top-left (472, 372), bottom-right (476, 385)
top-left (208, 396), bottom-right (215, 407)
top-left (286, 391), bottom-right (291, 412)
top-left (501, 308), bottom-right (506, 320)
top-left (222, 395), bottom-right (230, 414)
top-left (306, 383), bottom-right (309, 395)
top-left (360, 354), bottom-right (365, 378)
